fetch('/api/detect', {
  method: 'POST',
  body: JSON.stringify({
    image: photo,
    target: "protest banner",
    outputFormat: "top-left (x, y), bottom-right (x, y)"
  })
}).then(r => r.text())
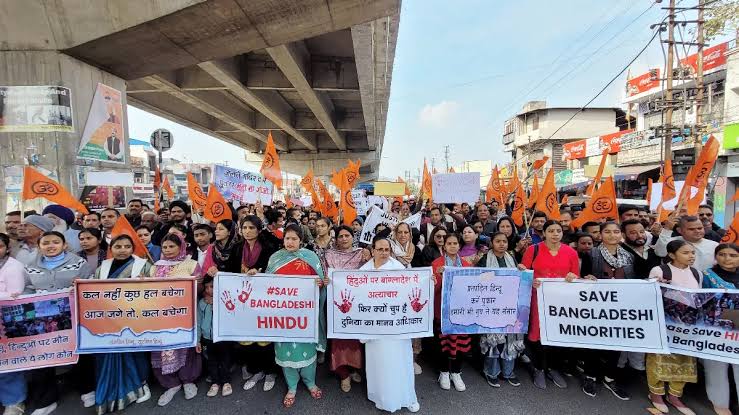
top-left (328, 268), bottom-right (434, 340)
top-left (402, 212), bottom-right (422, 230)
top-left (359, 206), bottom-right (400, 245)
top-left (214, 273), bottom-right (320, 343)
top-left (537, 279), bottom-right (669, 353)
top-left (662, 285), bottom-right (739, 364)
top-left (0, 86), bottom-right (74, 133)
top-left (0, 291), bottom-right (78, 373)
top-left (213, 164), bottom-right (274, 205)
top-left (441, 267), bottom-right (533, 335)
top-left (432, 172), bottom-right (481, 204)
top-left (74, 278), bottom-right (197, 353)
top-left (352, 189), bottom-right (369, 216)
top-left (367, 195), bottom-right (389, 211)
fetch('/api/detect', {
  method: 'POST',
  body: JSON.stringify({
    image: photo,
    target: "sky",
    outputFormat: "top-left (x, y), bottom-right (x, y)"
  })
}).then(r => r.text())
top-left (127, 0), bottom-right (710, 180)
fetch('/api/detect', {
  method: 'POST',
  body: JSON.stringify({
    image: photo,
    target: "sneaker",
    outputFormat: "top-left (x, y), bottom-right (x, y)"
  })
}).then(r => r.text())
top-left (263, 374), bottom-right (276, 391)
top-left (450, 373), bottom-right (466, 392)
top-left (207, 384), bottom-right (220, 397)
top-left (413, 361), bottom-right (422, 375)
top-left (80, 391), bottom-right (96, 408)
top-left (350, 372), bottom-right (363, 383)
top-left (243, 372), bottom-right (265, 391)
top-left (157, 386), bottom-right (181, 406)
top-left (506, 376), bottom-right (521, 387)
top-left (532, 369), bottom-right (546, 389)
top-left (408, 402), bottom-right (420, 413)
top-left (603, 380), bottom-right (630, 401)
top-left (582, 377), bottom-right (597, 397)
top-left (486, 376), bottom-right (501, 388)
top-left (438, 372), bottom-right (451, 390)
top-left (136, 384), bottom-right (151, 403)
top-left (183, 383), bottom-right (198, 400)
top-left (222, 383), bottom-right (233, 397)
top-left (30, 403), bottom-right (57, 415)
top-left (242, 366), bottom-right (253, 380)
top-left (547, 370), bottom-right (568, 389)
top-left (4, 404), bottom-right (25, 415)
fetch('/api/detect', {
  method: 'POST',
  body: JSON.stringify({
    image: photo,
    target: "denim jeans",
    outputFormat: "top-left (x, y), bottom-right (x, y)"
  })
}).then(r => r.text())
top-left (0, 372), bottom-right (27, 406)
top-left (484, 356), bottom-right (515, 379)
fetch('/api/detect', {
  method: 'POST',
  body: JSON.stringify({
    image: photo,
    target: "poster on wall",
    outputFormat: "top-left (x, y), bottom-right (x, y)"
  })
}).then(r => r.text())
top-left (0, 86), bottom-right (74, 132)
top-left (80, 186), bottom-right (125, 210)
top-left (78, 83), bottom-right (125, 163)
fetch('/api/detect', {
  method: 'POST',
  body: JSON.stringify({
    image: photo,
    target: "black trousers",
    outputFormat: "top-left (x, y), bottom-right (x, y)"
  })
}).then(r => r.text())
top-left (75, 353), bottom-right (96, 394)
top-left (27, 368), bottom-right (58, 411)
top-left (582, 349), bottom-right (623, 382)
top-left (202, 339), bottom-right (231, 385)
top-left (244, 343), bottom-right (278, 375)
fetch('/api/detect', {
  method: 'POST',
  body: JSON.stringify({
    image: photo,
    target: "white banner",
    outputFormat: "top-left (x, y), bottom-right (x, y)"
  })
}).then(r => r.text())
top-left (537, 279), bottom-right (669, 353)
top-left (402, 212), bottom-right (422, 230)
top-left (352, 189), bottom-right (369, 216)
top-left (359, 206), bottom-right (400, 245)
top-left (432, 172), bottom-right (480, 204)
top-left (213, 273), bottom-right (319, 343)
top-left (328, 268), bottom-right (434, 340)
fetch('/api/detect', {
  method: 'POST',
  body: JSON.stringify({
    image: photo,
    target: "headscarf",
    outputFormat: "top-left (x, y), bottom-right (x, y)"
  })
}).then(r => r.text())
top-left (390, 238), bottom-right (415, 267)
top-left (213, 221), bottom-right (238, 269)
top-left (598, 244), bottom-right (632, 269)
top-left (154, 236), bottom-right (189, 278)
top-left (486, 250), bottom-right (517, 268)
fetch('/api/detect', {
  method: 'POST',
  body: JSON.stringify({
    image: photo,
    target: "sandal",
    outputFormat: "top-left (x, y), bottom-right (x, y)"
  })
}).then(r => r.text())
top-left (283, 392), bottom-right (296, 408)
top-left (309, 387), bottom-right (323, 400)
top-left (340, 378), bottom-right (351, 392)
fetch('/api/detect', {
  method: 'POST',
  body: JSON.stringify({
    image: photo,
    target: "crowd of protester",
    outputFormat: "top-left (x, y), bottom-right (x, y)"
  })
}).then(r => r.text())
top-left (0, 195), bottom-right (738, 415)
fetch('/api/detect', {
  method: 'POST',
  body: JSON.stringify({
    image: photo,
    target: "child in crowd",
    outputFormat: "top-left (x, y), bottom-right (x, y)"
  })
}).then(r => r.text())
top-left (197, 275), bottom-right (232, 397)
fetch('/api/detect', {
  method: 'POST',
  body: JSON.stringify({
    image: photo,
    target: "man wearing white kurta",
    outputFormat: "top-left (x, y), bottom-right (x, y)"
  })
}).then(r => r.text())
top-left (360, 238), bottom-right (420, 413)
top-left (654, 215), bottom-right (718, 272)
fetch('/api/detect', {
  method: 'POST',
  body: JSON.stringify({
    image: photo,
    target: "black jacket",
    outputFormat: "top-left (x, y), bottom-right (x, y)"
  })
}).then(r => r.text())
top-left (225, 230), bottom-right (281, 273)
top-left (621, 243), bottom-right (662, 278)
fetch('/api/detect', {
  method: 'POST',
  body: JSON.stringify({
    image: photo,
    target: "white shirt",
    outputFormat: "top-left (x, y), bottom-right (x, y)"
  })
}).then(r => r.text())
top-left (197, 246), bottom-right (208, 267)
top-left (654, 229), bottom-right (718, 272)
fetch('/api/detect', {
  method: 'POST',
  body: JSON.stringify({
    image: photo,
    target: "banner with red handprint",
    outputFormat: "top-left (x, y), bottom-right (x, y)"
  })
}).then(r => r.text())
top-left (74, 278), bottom-right (197, 353)
top-left (213, 273), bottom-right (320, 343)
top-left (328, 268), bottom-right (434, 340)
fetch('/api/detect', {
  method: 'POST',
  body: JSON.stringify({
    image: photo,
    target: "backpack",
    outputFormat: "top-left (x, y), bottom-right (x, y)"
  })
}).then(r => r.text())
top-left (659, 264), bottom-right (700, 284)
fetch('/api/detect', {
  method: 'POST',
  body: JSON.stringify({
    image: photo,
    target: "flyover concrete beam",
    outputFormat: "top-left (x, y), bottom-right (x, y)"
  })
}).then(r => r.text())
top-left (267, 43), bottom-right (347, 150)
top-left (198, 59), bottom-right (318, 151)
top-left (244, 55), bottom-right (359, 92)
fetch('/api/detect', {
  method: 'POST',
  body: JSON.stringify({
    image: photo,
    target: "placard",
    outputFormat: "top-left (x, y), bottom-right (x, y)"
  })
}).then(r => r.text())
top-left (402, 212), bottom-right (422, 230)
top-left (352, 189), bottom-right (369, 216)
top-left (374, 182), bottom-right (407, 196)
top-left (74, 278), bottom-right (197, 353)
top-left (537, 279), bottom-right (669, 353)
top-left (662, 285), bottom-right (739, 364)
top-left (0, 86), bottom-right (74, 132)
top-left (214, 273), bottom-right (320, 343)
top-left (1, 291), bottom-right (78, 373)
top-left (328, 268), bottom-right (434, 340)
top-left (441, 267), bottom-right (533, 335)
top-left (359, 206), bottom-right (400, 245)
top-left (213, 164), bottom-right (274, 205)
top-left (431, 172), bottom-right (481, 203)
top-left (649, 181), bottom-right (706, 210)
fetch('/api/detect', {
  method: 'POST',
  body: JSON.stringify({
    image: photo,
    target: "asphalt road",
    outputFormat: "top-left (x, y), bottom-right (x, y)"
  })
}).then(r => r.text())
top-left (51, 358), bottom-right (720, 415)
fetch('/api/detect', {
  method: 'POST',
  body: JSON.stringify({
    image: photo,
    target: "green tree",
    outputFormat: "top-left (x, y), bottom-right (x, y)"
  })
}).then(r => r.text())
top-left (704, 0), bottom-right (739, 41)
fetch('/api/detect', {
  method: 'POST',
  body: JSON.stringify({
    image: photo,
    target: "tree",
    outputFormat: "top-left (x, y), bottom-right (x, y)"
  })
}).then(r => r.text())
top-left (703, 0), bottom-right (739, 41)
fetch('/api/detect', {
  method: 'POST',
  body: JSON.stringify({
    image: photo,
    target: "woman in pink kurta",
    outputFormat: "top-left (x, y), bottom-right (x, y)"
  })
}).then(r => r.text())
top-left (520, 220), bottom-right (579, 390)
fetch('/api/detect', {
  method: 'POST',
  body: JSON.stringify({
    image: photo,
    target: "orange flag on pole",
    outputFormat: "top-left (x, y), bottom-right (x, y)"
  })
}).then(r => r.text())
top-left (316, 179), bottom-right (338, 218)
top-left (657, 159), bottom-right (677, 222)
top-left (586, 149), bottom-right (609, 197)
top-left (485, 168), bottom-right (496, 203)
top-left (300, 169), bottom-right (322, 211)
top-left (530, 175), bottom-right (540, 207)
top-left (721, 212), bottom-right (739, 244)
top-left (572, 176), bottom-right (618, 228)
top-left (683, 136), bottom-right (720, 215)
top-left (340, 170), bottom-right (357, 225)
top-left (491, 166), bottom-right (506, 206)
top-left (162, 176), bottom-right (174, 200)
top-left (536, 169), bottom-right (560, 220)
top-left (108, 215), bottom-right (150, 260)
top-left (646, 178), bottom-right (653, 206)
top-left (511, 183), bottom-right (528, 227)
top-left (422, 159), bottom-right (433, 200)
top-left (204, 184), bottom-right (232, 223)
top-left (346, 160), bottom-right (361, 188)
top-left (532, 156), bottom-right (550, 171)
top-left (260, 131), bottom-right (283, 189)
top-left (154, 166), bottom-right (161, 189)
top-left (187, 172), bottom-right (207, 213)
top-left (330, 169), bottom-right (344, 189)
top-left (732, 188), bottom-right (739, 202)
top-left (22, 166), bottom-right (89, 214)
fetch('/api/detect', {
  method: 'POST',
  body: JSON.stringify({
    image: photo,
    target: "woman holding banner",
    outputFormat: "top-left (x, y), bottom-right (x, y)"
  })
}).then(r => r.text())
top-left (519, 220), bottom-right (579, 390)
top-left (431, 233), bottom-right (472, 392)
top-left (0, 232), bottom-right (27, 415)
top-left (646, 240), bottom-right (700, 415)
top-left (324, 225), bottom-right (368, 392)
top-left (148, 234), bottom-right (203, 406)
top-left (266, 224), bottom-right (327, 408)
top-left (360, 236), bottom-right (420, 413)
top-left (93, 234), bottom-right (153, 413)
top-left (226, 215), bottom-right (281, 391)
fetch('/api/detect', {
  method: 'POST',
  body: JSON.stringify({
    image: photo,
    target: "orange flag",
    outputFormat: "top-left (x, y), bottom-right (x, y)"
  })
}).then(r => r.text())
top-left (286, 197), bottom-right (293, 209)
top-left (316, 179), bottom-right (338, 218)
top-left (510, 165), bottom-right (520, 195)
top-left (586, 149), bottom-right (609, 196)
top-left (562, 194), bottom-right (569, 205)
top-left (572, 176), bottom-right (618, 228)
top-left (530, 175), bottom-right (540, 207)
top-left (491, 166), bottom-right (506, 206)
top-left (422, 159), bottom-right (433, 200)
top-left (300, 169), bottom-right (322, 210)
top-left (109, 215), bottom-right (150, 260)
top-left (397, 176), bottom-right (411, 196)
top-left (260, 131), bottom-right (283, 189)
top-left (204, 184), bottom-right (232, 223)
top-left (330, 169), bottom-right (344, 189)
top-left (162, 176), bottom-right (174, 200)
top-left (646, 178), bottom-right (653, 206)
top-left (721, 212), bottom-right (739, 244)
top-left (22, 166), bottom-right (89, 214)
top-left (345, 160), bottom-right (361, 188)
top-left (657, 159), bottom-right (677, 222)
top-left (532, 156), bottom-right (550, 171)
top-left (154, 166), bottom-right (161, 189)
top-left (683, 136), bottom-right (719, 215)
top-left (339, 171), bottom-right (357, 225)
top-left (187, 172), bottom-right (207, 213)
top-left (511, 183), bottom-right (528, 227)
top-left (448, 167), bottom-right (456, 173)
top-left (154, 198), bottom-right (160, 213)
top-left (732, 188), bottom-right (739, 202)
top-left (536, 169), bottom-right (560, 220)
top-left (485, 169), bottom-right (496, 203)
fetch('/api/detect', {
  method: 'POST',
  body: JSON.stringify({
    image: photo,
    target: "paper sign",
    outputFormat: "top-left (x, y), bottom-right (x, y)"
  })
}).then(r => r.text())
top-left (74, 278), bottom-right (197, 353)
top-left (328, 268), bottom-right (434, 340)
top-left (432, 172), bottom-right (481, 203)
top-left (649, 181), bottom-right (706, 210)
top-left (367, 196), bottom-right (389, 212)
top-left (352, 189), bottom-right (369, 216)
top-left (537, 279), bottom-right (669, 353)
top-left (374, 182), bottom-right (407, 196)
top-left (441, 267), bottom-right (533, 334)
top-left (85, 171), bottom-right (134, 187)
top-left (214, 273), bottom-right (320, 343)
top-left (214, 164), bottom-right (274, 205)
top-left (359, 206), bottom-right (400, 245)
top-left (402, 212), bottom-right (423, 230)
top-left (1, 291), bottom-right (78, 373)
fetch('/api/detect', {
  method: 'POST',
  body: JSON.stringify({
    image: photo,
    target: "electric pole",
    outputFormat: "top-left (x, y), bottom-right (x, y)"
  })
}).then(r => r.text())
top-left (431, 157), bottom-right (436, 173)
top-left (694, 0), bottom-right (705, 157)
top-left (662, 0), bottom-right (676, 161)
top-left (443, 145), bottom-right (450, 172)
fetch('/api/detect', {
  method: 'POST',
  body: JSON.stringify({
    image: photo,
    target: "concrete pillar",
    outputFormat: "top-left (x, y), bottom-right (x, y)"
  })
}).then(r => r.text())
top-left (0, 51), bottom-right (129, 216)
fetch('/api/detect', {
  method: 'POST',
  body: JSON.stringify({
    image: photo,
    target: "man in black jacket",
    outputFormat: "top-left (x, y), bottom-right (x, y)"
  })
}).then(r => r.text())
top-left (620, 219), bottom-right (661, 278)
